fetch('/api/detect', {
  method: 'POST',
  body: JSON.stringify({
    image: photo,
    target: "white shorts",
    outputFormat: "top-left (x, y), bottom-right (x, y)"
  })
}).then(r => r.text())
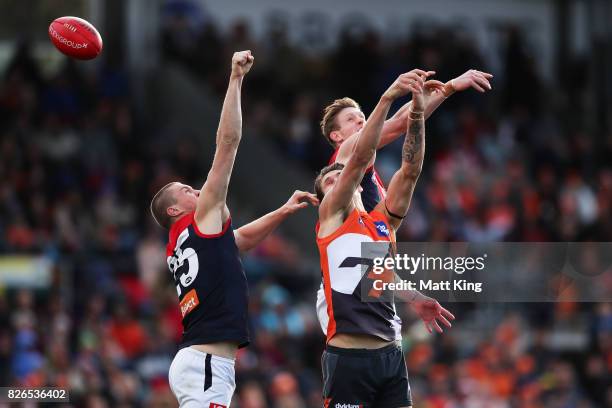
top-left (169, 347), bottom-right (236, 408)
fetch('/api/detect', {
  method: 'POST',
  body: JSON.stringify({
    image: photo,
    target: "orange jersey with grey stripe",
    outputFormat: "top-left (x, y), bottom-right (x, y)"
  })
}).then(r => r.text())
top-left (317, 208), bottom-right (402, 343)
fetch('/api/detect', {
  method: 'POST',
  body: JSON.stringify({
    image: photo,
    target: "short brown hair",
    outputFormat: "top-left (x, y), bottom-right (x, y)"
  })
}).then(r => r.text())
top-left (150, 182), bottom-right (178, 229)
top-left (320, 97), bottom-right (360, 146)
top-left (314, 162), bottom-right (345, 201)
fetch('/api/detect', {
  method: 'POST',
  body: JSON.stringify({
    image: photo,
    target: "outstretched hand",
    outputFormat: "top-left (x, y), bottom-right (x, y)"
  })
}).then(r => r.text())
top-left (231, 50), bottom-right (255, 78)
top-left (409, 294), bottom-right (455, 334)
top-left (450, 69), bottom-right (493, 93)
top-left (282, 190), bottom-right (319, 215)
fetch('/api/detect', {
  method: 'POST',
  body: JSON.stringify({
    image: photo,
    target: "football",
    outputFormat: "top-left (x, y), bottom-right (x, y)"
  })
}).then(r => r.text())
top-left (48, 16), bottom-right (103, 60)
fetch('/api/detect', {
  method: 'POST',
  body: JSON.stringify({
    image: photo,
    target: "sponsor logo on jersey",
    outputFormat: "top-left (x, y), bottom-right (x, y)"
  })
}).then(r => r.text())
top-left (374, 221), bottom-right (390, 237)
top-left (179, 289), bottom-right (200, 317)
top-left (209, 404), bottom-right (226, 408)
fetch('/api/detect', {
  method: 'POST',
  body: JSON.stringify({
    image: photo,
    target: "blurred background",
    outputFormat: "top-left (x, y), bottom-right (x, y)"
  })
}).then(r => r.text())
top-left (0, 0), bottom-right (611, 407)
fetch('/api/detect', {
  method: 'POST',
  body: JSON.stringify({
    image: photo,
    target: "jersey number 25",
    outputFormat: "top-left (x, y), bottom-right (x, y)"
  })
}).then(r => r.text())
top-left (168, 229), bottom-right (199, 296)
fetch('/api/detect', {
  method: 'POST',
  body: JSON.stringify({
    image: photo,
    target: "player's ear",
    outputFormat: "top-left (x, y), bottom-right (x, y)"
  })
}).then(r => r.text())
top-left (167, 206), bottom-right (181, 217)
top-left (329, 130), bottom-right (343, 144)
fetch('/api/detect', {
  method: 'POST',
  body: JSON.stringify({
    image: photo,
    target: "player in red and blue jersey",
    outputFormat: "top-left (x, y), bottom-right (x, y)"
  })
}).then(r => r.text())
top-left (150, 50), bottom-right (317, 408)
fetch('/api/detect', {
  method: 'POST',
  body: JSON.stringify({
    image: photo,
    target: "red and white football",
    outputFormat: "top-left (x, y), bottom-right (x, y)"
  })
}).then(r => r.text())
top-left (48, 16), bottom-right (103, 60)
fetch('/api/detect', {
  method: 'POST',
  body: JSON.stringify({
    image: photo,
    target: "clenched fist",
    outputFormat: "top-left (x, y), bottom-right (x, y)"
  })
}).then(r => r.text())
top-left (231, 50), bottom-right (254, 78)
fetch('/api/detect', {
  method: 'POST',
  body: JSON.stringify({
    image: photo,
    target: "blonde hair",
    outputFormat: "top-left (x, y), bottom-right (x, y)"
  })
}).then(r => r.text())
top-left (320, 97), bottom-right (361, 146)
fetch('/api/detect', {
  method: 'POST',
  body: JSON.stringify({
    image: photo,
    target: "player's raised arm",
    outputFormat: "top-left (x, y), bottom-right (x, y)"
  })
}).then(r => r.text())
top-left (393, 69), bottom-right (492, 134)
top-left (334, 75), bottom-right (436, 164)
top-left (234, 191), bottom-right (318, 252)
top-left (320, 70), bottom-right (429, 220)
top-left (194, 50), bottom-right (254, 234)
top-left (374, 72), bottom-right (427, 231)
top-left (335, 69), bottom-right (493, 163)
top-left (385, 70), bottom-right (492, 145)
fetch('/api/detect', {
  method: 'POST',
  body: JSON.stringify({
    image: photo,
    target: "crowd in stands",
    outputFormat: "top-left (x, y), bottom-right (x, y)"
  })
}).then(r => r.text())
top-left (0, 1), bottom-right (609, 407)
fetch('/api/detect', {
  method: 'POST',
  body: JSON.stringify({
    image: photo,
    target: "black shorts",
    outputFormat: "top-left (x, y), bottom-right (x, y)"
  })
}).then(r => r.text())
top-left (321, 342), bottom-right (412, 408)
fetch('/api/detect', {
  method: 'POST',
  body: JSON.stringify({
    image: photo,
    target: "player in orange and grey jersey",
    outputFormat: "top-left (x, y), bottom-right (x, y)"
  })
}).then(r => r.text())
top-left (314, 69), bottom-right (455, 408)
top-left (316, 69), bottom-right (493, 335)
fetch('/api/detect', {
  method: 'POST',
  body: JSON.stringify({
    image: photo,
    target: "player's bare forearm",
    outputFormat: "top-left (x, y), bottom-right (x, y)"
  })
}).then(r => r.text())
top-left (394, 286), bottom-right (427, 303)
top-left (359, 102), bottom-right (414, 152)
top-left (195, 51), bottom-right (254, 233)
top-left (210, 75), bottom-right (243, 180)
top-left (401, 116), bottom-right (425, 179)
top-left (342, 91), bottom-right (399, 165)
top-left (353, 96), bottom-right (393, 164)
top-left (197, 51), bottom-right (253, 216)
top-left (235, 190), bottom-right (317, 252)
top-left (423, 92), bottom-right (446, 119)
top-left (376, 113), bottom-right (425, 230)
top-left (216, 76), bottom-right (243, 147)
top-left (199, 76), bottom-right (243, 212)
top-left (234, 207), bottom-right (285, 252)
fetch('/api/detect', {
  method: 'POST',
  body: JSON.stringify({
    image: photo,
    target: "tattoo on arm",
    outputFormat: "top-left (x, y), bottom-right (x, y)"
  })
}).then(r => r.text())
top-left (402, 118), bottom-right (424, 169)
